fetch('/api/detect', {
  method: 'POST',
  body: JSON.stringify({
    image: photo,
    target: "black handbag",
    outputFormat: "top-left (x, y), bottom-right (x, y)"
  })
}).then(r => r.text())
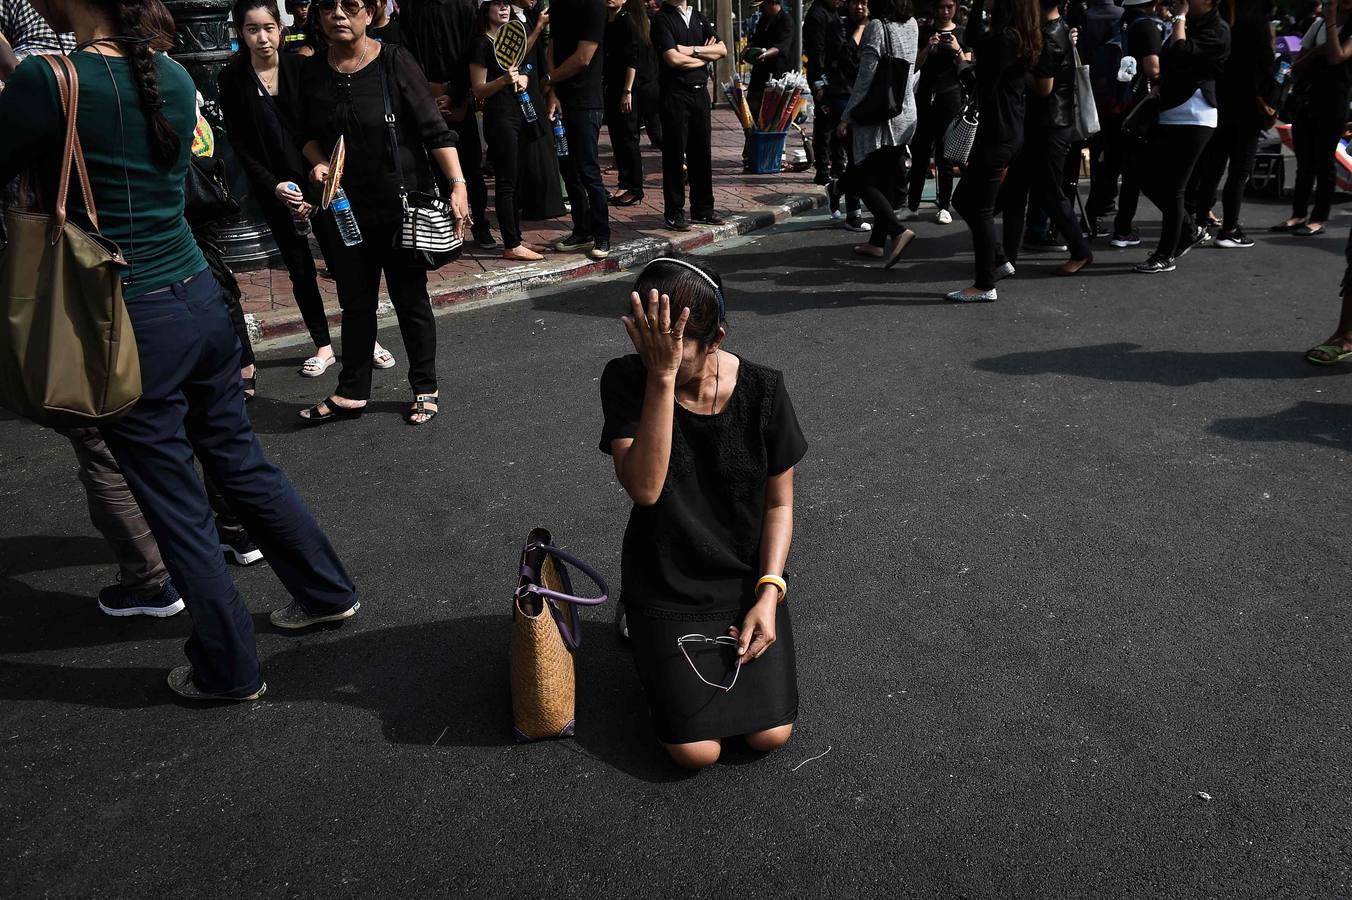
top-left (183, 154), bottom-right (239, 227)
top-left (850, 21), bottom-right (912, 125)
top-left (379, 52), bottom-right (463, 270)
top-left (1120, 86), bottom-right (1160, 143)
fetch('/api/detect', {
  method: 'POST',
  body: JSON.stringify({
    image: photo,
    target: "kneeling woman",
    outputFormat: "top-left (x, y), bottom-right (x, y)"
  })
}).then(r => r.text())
top-left (598, 257), bottom-right (807, 769)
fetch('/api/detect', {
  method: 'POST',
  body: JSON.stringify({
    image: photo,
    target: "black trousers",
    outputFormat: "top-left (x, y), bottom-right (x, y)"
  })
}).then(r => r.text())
top-left (1137, 123), bottom-right (1214, 259)
top-left (452, 108), bottom-right (491, 229)
top-left (1086, 116), bottom-right (1124, 221)
top-left (100, 269), bottom-right (356, 696)
top-left (1190, 115), bottom-right (1261, 231)
top-left (1001, 123), bottom-right (1092, 265)
top-left (1290, 100), bottom-right (1345, 222)
top-left (636, 81), bottom-right (663, 149)
top-left (605, 88), bottom-right (647, 196)
top-left (659, 83), bottom-right (715, 219)
top-left (813, 90), bottom-right (833, 178)
top-left (847, 145), bottom-right (908, 246)
top-left (953, 134), bottom-right (1021, 290)
top-left (330, 218), bottom-right (438, 401)
top-left (484, 110), bottom-right (527, 249)
top-left (559, 106), bottom-right (610, 241)
top-left (907, 89), bottom-right (961, 212)
top-left (820, 95), bottom-right (859, 216)
top-left (256, 189), bottom-right (332, 349)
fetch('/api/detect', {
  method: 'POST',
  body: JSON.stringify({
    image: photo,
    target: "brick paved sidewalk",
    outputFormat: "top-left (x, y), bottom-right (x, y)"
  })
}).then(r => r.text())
top-left (240, 108), bottom-right (828, 345)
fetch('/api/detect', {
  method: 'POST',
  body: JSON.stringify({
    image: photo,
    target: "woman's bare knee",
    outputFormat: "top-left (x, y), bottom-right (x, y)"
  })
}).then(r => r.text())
top-left (744, 724), bottom-right (794, 753)
top-left (662, 739), bottom-right (722, 769)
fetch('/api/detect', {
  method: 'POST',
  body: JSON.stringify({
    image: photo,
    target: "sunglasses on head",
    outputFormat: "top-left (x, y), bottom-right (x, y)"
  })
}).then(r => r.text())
top-left (318, 0), bottom-right (368, 15)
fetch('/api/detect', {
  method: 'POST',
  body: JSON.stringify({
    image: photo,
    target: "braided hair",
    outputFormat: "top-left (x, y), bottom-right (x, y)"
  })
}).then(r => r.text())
top-left (93, 0), bottom-right (181, 170)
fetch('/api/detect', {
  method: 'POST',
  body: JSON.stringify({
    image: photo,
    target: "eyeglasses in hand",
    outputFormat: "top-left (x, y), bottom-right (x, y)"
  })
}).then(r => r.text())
top-left (676, 633), bottom-right (741, 693)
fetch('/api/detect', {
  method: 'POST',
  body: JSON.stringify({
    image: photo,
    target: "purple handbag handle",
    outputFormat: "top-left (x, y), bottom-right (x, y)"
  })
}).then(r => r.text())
top-left (520, 542), bottom-right (609, 607)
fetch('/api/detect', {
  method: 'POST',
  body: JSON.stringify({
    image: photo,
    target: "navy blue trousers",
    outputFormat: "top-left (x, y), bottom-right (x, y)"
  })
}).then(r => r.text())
top-left (100, 269), bottom-right (357, 697)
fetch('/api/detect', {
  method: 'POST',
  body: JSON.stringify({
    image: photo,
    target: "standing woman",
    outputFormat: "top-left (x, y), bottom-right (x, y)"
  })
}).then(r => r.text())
top-left (1133, 0), bottom-right (1229, 272)
top-left (219, 0), bottom-right (344, 380)
top-left (599, 257), bottom-right (808, 770)
top-left (299, 0), bottom-right (470, 425)
top-left (471, 0), bottom-right (544, 261)
top-left (905, 0), bottom-right (967, 224)
top-left (839, 0), bottom-right (920, 268)
top-left (602, 0), bottom-right (658, 205)
top-left (946, 0), bottom-right (1041, 301)
top-left (1271, 0), bottom-right (1352, 238)
top-left (625, 0), bottom-right (663, 149)
top-left (823, 0), bottom-right (869, 228)
top-left (511, 0), bottom-right (567, 221)
top-left (0, 0), bottom-right (360, 698)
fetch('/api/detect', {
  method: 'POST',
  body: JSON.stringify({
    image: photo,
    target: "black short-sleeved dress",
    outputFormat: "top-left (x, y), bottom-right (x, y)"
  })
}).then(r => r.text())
top-left (599, 354), bottom-right (809, 744)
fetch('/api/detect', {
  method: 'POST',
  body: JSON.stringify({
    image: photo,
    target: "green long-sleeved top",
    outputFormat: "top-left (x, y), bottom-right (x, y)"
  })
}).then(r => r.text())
top-left (0, 51), bottom-right (204, 298)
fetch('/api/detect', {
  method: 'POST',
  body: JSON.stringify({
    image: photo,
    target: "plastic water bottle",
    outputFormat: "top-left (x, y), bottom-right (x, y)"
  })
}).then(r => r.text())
top-left (331, 187), bottom-right (362, 247)
top-left (285, 182), bottom-right (312, 236)
top-left (517, 63), bottom-right (537, 124)
top-left (552, 113), bottom-right (569, 158)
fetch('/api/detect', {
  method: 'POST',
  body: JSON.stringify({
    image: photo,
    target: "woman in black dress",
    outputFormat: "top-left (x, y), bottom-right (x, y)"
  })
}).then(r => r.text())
top-left (471, 0), bottom-right (545, 261)
top-left (599, 257), bottom-right (808, 770)
top-left (298, 0), bottom-right (470, 426)
top-left (602, 0), bottom-right (660, 205)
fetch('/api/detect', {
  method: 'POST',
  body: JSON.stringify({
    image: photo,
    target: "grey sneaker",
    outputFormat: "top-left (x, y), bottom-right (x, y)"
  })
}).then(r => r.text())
top-left (269, 600), bottom-right (360, 630)
top-left (167, 665), bottom-right (265, 701)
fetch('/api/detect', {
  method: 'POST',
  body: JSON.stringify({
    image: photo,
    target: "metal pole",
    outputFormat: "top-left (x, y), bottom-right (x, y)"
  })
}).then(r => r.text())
top-left (715, 0), bottom-right (735, 103)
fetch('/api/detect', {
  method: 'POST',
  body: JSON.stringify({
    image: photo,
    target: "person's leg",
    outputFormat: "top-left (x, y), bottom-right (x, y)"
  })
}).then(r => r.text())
top-left (906, 110), bottom-right (936, 213)
top-left (563, 106), bottom-right (610, 242)
top-left (1311, 108), bottom-right (1344, 224)
top-left (1221, 125), bottom-right (1260, 232)
top-left (604, 93), bottom-right (636, 195)
top-left (1190, 120), bottom-right (1230, 224)
top-left (744, 723), bottom-right (794, 752)
top-left (99, 273), bottom-right (263, 696)
top-left (1142, 125), bottom-right (1210, 258)
top-left (458, 112), bottom-right (492, 234)
top-left (175, 272), bottom-right (359, 622)
top-left (1289, 108), bottom-right (1316, 221)
top-left (487, 118), bottom-right (524, 249)
top-left (259, 194), bottom-right (332, 350)
top-left (1035, 126), bottom-right (1092, 261)
top-left (1001, 146), bottom-right (1032, 268)
top-left (1086, 119), bottom-right (1123, 221)
top-left (849, 146), bottom-right (907, 243)
top-left (661, 738), bottom-right (722, 769)
top-left (381, 247), bottom-right (439, 402)
top-left (659, 87), bottom-right (689, 219)
top-left (952, 150), bottom-right (1008, 290)
top-left (687, 89), bottom-right (716, 218)
top-left (637, 81), bottom-right (663, 149)
top-left (62, 427), bottom-right (168, 595)
top-left (930, 91), bottom-right (962, 211)
top-left (330, 230), bottom-right (385, 403)
top-left (558, 109), bottom-right (593, 239)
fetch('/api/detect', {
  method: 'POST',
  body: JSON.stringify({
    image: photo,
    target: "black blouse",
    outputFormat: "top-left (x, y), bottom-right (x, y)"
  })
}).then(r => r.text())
top-left (299, 45), bottom-right (457, 227)
top-left (600, 355), bottom-right (808, 618)
top-left (216, 54), bottom-right (308, 194)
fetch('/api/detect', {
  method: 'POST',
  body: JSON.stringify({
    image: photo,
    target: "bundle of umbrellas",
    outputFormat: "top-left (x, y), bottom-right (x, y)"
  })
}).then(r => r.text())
top-left (722, 71), bottom-right (809, 134)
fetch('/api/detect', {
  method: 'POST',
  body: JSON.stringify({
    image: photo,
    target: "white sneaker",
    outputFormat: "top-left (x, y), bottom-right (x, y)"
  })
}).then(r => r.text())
top-left (936, 208), bottom-right (953, 225)
top-left (842, 218), bottom-right (872, 232)
top-left (829, 209), bottom-right (844, 220)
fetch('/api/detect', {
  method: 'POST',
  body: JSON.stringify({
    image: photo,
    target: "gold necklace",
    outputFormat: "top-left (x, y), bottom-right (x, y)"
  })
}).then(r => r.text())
top-left (330, 36), bottom-right (370, 75)
top-left (255, 63), bottom-right (279, 92)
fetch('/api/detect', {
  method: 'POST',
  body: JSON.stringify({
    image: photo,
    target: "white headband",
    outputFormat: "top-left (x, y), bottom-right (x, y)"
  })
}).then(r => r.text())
top-left (644, 257), bottom-right (726, 320)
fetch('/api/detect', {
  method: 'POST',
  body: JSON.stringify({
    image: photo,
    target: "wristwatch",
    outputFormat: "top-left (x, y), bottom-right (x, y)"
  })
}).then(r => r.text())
top-left (1171, 14), bottom-right (1185, 24)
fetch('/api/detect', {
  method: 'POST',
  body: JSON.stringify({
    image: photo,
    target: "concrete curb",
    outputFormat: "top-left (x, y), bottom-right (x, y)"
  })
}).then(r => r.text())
top-left (247, 189), bottom-right (828, 346)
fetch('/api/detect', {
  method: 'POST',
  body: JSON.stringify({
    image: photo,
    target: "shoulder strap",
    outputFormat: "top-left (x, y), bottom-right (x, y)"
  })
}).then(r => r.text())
top-left (39, 54), bottom-right (101, 237)
top-left (377, 48), bottom-right (407, 200)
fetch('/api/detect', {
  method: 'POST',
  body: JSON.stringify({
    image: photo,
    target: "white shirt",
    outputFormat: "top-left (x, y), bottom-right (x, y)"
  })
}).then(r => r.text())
top-left (666, 2), bottom-right (694, 26)
top-left (1159, 87), bottom-right (1218, 127)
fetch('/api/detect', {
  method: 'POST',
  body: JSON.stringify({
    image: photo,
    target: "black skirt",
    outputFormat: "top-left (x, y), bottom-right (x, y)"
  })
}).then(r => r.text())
top-left (627, 603), bottom-right (799, 744)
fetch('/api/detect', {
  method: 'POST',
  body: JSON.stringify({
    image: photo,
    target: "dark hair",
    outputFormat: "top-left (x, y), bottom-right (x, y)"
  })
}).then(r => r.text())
top-left (231, 0), bottom-right (284, 54)
top-left (868, 0), bottom-right (914, 20)
top-left (991, 0), bottom-right (1041, 66)
top-left (91, 0), bottom-right (181, 170)
top-left (631, 256), bottom-right (727, 349)
top-left (477, 0), bottom-right (510, 30)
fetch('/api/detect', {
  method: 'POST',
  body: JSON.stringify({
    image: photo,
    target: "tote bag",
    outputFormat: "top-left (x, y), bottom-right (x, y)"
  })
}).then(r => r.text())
top-left (851, 22), bottom-right (913, 125)
top-left (0, 55), bottom-right (139, 428)
top-left (510, 527), bottom-right (609, 742)
top-left (1071, 43), bottom-right (1101, 141)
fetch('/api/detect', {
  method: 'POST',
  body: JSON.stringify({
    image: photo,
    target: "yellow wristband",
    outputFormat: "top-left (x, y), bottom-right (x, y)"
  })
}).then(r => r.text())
top-left (756, 574), bottom-right (787, 603)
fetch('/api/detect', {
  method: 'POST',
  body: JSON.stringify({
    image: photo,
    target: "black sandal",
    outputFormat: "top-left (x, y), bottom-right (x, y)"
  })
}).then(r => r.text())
top-left (407, 394), bottom-right (439, 425)
top-left (242, 372), bottom-right (258, 402)
top-left (300, 396), bottom-right (364, 425)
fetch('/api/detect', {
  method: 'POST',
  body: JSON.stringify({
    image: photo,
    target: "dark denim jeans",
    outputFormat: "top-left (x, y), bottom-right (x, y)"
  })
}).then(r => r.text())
top-left (560, 106), bottom-right (610, 241)
top-left (100, 269), bottom-right (357, 696)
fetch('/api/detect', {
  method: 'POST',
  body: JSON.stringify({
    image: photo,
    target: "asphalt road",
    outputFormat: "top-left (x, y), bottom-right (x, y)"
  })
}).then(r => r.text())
top-left (2, 196), bottom-right (1350, 898)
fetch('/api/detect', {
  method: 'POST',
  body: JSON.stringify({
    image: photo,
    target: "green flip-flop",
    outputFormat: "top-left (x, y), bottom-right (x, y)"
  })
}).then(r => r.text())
top-left (1305, 343), bottom-right (1352, 366)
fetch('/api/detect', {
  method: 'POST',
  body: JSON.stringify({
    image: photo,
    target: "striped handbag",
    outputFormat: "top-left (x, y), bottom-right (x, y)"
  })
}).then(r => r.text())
top-left (379, 51), bottom-right (463, 270)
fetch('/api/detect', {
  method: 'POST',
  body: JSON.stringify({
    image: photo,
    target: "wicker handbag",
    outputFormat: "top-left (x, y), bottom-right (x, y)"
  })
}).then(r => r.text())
top-left (510, 528), bottom-right (609, 742)
top-left (0, 55), bottom-right (139, 428)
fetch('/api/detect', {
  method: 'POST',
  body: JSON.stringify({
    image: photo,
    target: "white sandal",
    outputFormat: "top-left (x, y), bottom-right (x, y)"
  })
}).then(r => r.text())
top-left (373, 344), bottom-right (397, 369)
top-left (299, 355), bottom-right (336, 378)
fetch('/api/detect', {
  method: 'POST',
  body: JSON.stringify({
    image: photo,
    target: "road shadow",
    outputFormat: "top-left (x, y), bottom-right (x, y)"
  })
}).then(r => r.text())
top-left (973, 342), bottom-right (1344, 387)
top-left (245, 397), bottom-right (411, 435)
top-left (0, 614), bottom-right (691, 783)
top-left (1207, 400), bottom-right (1352, 452)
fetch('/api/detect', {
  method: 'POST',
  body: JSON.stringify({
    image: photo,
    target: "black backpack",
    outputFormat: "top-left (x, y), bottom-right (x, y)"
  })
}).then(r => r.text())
top-left (1088, 20), bottom-right (1136, 118)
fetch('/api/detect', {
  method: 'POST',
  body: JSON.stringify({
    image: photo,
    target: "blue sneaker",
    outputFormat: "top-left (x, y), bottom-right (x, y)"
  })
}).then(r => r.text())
top-left (98, 579), bottom-right (185, 618)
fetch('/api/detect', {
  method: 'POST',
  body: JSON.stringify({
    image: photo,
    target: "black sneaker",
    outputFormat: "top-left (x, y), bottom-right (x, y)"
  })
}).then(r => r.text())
top-left (471, 225), bottom-right (497, 250)
top-left (1177, 226), bottom-right (1209, 258)
top-left (1134, 254), bottom-right (1176, 273)
top-left (1110, 230), bottom-right (1141, 248)
top-left (812, 170), bottom-right (832, 186)
top-left (551, 231), bottom-right (594, 252)
top-left (663, 214), bottom-right (692, 232)
top-left (1215, 228), bottom-right (1254, 249)
top-left (98, 579), bottom-right (185, 618)
top-left (691, 210), bottom-right (726, 226)
top-left (1023, 232), bottom-right (1068, 252)
top-left (221, 532), bottom-right (264, 566)
top-left (588, 239), bottom-right (611, 260)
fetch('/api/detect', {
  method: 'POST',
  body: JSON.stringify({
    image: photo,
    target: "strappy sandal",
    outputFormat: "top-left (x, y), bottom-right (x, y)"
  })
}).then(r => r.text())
top-left (242, 371), bottom-right (258, 402)
top-left (373, 345), bottom-right (397, 369)
top-left (1305, 342), bottom-right (1352, 366)
top-left (407, 393), bottom-right (439, 426)
top-left (299, 396), bottom-right (365, 425)
top-left (300, 355), bottom-right (336, 377)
